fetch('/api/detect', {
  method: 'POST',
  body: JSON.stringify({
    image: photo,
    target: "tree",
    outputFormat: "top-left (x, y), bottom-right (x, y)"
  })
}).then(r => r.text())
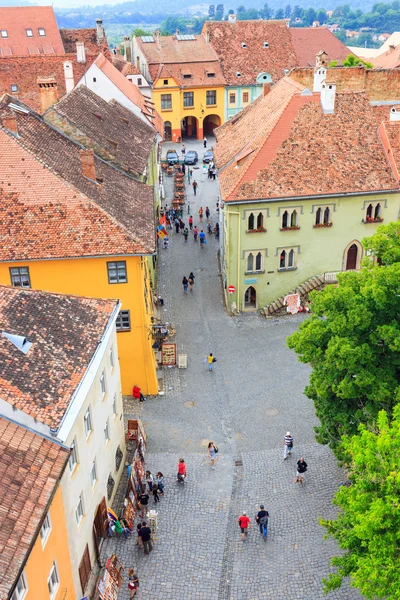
top-left (275, 8), bottom-right (284, 19)
top-left (292, 4), bottom-right (302, 18)
top-left (321, 405), bottom-right (400, 598)
top-left (237, 5), bottom-right (246, 13)
top-left (228, 8), bottom-right (234, 14)
top-left (334, 29), bottom-right (347, 42)
top-left (304, 7), bottom-right (316, 24)
top-left (342, 54), bottom-right (373, 68)
top-left (285, 4), bottom-right (292, 18)
top-left (262, 2), bottom-right (273, 19)
top-left (208, 4), bottom-right (215, 17)
top-left (287, 230), bottom-right (400, 451)
top-left (132, 28), bottom-right (152, 37)
top-left (316, 8), bottom-right (327, 23)
top-left (362, 221), bottom-right (400, 265)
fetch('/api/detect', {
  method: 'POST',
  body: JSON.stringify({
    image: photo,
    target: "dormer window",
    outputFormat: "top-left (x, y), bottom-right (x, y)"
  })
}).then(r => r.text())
top-left (38, 28), bottom-right (46, 36)
top-left (207, 72), bottom-right (215, 77)
top-left (26, 29), bottom-right (33, 37)
top-left (163, 79), bottom-right (168, 85)
top-left (263, 41), bottom-right (269, 48)
top-left (11, 84), bottom-right (18, 92)
top-left (183, 74), bottom-right (192, 79)
top-left (236, 72), bottom-right (241, 77)
top-left (1, 30), bottom-right (8, 38)
top-left (241, 42), bottom-right (247, 48)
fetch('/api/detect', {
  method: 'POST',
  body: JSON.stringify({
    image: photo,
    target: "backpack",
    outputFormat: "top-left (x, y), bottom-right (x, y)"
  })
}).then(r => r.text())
top-left (259, 514), bottom-right (269, 525)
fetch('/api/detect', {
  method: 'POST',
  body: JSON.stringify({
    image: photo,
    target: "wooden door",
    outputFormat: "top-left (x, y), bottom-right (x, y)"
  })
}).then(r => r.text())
top-left (346, 244), bottom-right (358, 270)
top-left (78, 544), bottom-right (92, 594)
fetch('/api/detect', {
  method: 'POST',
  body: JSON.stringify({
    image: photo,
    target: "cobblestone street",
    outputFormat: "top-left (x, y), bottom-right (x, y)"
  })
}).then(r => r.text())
top-left (102, 138), bottom-right (363, 600)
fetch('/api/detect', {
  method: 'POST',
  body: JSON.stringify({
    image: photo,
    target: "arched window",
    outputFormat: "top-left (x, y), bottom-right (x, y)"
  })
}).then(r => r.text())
top-left (282, 211), bottom-right (289, 228)
top-left (255, 252), bottom-right (262, 271)
top-left (288, 249), bottom-right (295, 267)
top-left (256, 212), bottom-right (264, 229)
top-left (280, 250), bottom-right (286, 268)
top-left (366, 204), bottom-right (373, 219)
top-left (248, 213), bottom-right (255, 230)
top-left (247, 253), bottom-right (254, 272)
top-left (290, 210), bottom-right (297, 227)
top-left (315, 207), bottom-right (322, 225)
top-left (374, 203), bottom-right (381, 219)
top-left (324, 207), bottom-right (330, 224)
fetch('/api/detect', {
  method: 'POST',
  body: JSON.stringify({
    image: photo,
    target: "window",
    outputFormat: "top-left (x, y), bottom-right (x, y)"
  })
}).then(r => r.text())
top-left (75, 493), bottom-right (84, 524)
top-left (207, 72), bottom-right (215, 77)
top-left (365, 202), bottom-right (382, 222)
top-left (107, 474), bottom-right (115, 499)
top-left (11, 573), bottom-right (28, 600)
top-left (1, 30), bottom-right (8, 38)
top-left (161, 94), bottom-right (172, 110)
top-left (246, 251), bottom-right (263, 273)
top-left (243, 91), bottom-right (249, 103)
top-left (10, 266), bottom-right (30, 288)
top-left (315, 206), bottom-right (331, 226)
top-left (183, 73), bottom-right (192, 79)
top-left (137, 77), bottom-right (142, 85)
top-left (90, 460), bottom-right (97, 487)
top-left (69, 439), bottom-right (78, 472)
top-left (163, 79), bottom-right (168, 85)
top-left (40, 513), bottom-right (52, 546)
top-left (236, 72), bottom-right (242, 77)
top-left (281, 210), bottom-right (299, 229)
top-left (116, 310), bottom-right (130, 331)
top-left (47, 562), bottom-right (59, 598)
top-left (104, 419), bottom-right (110, 444)
top-left (107, 260), bottom-right (127, 283)
top-left (115, 445), bottom-right (123, 470)
top-left (206, 90), bottom-right (217, 105)
top-left (84, 407), bottom-right (92, 438)
top-left (100, 369), bottom-right (107, 398)
top-left (248, 213), bottom-right (254, 230)
top-left (257, 213), bottom-right (264, 229)
top-left (112, 393), bottom-right (118, 416)
top-left (241, 42), bottom-right (247, 48)
top-left (263, 41), bottom-right (269, 47)
top-left (11, 84), bottom-right (18, 92)
top-left (109, 346), bottom-right (115, 369)
top-left (229, 93), bottom-right (236, 104)
top-left (183, 91), bottom-right (194, 107)
top-left (279, 248), bottom-right (297, 270)
top-left (26, 29), bottom-right (33, 37)
top-left (38, 28), bottom-right (46, 36)
top-left (93, 77), bottom-right (97, 83)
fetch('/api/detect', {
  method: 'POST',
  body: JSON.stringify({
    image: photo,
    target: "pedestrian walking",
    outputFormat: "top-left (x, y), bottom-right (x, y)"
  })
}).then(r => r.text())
top-left (181, 144), bottom-right (186, 156)
top-left (188, 272), bottom-right (195, 291)
top-left (207, 352), bottom-right (216, 371)
top-left (255, 505), bottom-right (269, 540)
top-left (163, 237), bottom-right (169, 249)
top-left (152, 482), bottom-right (160, 503)
top-left (193, 226), bottom-right (199, 242)
top-left (205, 206), bottom-right (210, 219)
top-left (156, 472), bottom-right (165, 495)
top-left (174, 217), bottom-right (180, 234)
top-left (184, 227), bottom-right (189, 242)
top-left (214, 223), bottom-right (219, 239)
top-left (295, 457), bottom-right (308, 484)
top-left (238, 512), bottom-right (251, 541)
top-left (179, 219), bottom-right (185, 234)
top-left (207, 222), bottom-right (212, 235)
top-left (199, 229), bottom-right (206, 248)
top-left (208, 441), bottom-right (218, 469)
top-left (138, 521), bottom-right (153, 555)
top-left (283, 431), bottom-right (294, 460)
top-left (192, 180), bottom-right (198, 196)
top-left (203, 136), bottom-right (207, 148)
top-left (208, 165), bottom-right (212, 179)
top-left (146, 470), bottom-right (153, 492)
top-left (136, 522), bottom-right (143, 548)
top-left (189, 215), bottom-right (193, 230)
top-left (139, 487), bottom-right (149, 518)
top-left (128, 569), bottom-right (139, 598)
top-left (182, 163), bottom-right (186, 174)
top-left (198, 207), bottom-right (203, 221)
top-left (182, 276), bottom-right (189, 294)
top-left (212, 168), bottom-right (217, 180)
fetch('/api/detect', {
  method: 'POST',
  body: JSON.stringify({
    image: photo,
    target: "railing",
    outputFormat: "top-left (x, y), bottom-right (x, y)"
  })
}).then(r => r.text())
top-left (324, 271), bottom-right (339, 283)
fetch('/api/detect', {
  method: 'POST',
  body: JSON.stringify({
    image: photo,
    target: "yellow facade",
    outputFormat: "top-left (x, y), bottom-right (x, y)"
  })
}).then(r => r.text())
top-left (153, 77), bottom-right (225, 142)
top-left (23, 485), bottom-right (76, 600)
top-left (0, 255), bottom-right (158, 395)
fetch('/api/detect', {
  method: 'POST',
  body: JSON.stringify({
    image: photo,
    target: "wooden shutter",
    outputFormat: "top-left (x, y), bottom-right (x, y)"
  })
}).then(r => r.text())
top-left (78, 544), bottom-right (92, 594)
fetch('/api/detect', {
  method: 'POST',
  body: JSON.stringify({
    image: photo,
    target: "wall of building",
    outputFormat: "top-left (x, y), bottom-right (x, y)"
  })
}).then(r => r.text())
top-left (0, 255), bottom-right (158, 394)
top-left (223, 191), bottom-right (400, 310)
top-left (23, 485), bottom-right (76, 600)
top-left (225, 85), bottom-right (262, 119)
top-left (60, 325), bottom-right (126, 599)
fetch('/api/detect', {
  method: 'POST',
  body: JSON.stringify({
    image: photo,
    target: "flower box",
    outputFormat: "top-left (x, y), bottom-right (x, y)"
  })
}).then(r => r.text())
top-left (313, 222), bottom-right (333, 228)
top-left (280, 226), bottom-right (300, 231)
top-left (247, 227), bottom-right (267, 233)
top-left (362, 217), bottom-right (384, 224)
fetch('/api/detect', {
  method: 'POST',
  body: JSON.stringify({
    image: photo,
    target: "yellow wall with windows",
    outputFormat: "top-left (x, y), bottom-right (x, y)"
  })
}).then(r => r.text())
top-left (23, 485), bottom-right (76, 600)
top-left (153, 77), bottom-right (225, 141)
top-left (0, 255), bottom-right (158, 395)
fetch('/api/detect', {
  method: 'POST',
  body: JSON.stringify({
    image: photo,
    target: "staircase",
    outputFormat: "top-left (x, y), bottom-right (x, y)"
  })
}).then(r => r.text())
top-left (262, 274), bottom-right (327, 317)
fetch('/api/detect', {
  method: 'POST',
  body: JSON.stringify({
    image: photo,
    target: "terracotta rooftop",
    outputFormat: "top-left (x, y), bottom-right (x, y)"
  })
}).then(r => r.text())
top-left (0, 98), bottom-right (156, 259)
top-left (0, 417), bottom-right (69, 599)
top-left (0, 53), bottom-right (95, 114)
top-left (93, 53), bottom-right (163, 135)
top-left (60, 26), bottom-right (111, 59)
top-left (136, 32), bottom-right (218, 65)
top-left (289, 27), bottom-right (350, 66)
top-left (0, 6), bottom-right (64, 56)
top-left (45, 85), bottom-right (156, 177)
top-left (0, 286), bottom-right (118, 429)
top-left (149, 61), bottom-right (225, 87)
top-left (371, 46), bottom-right (400, 69)
top-left (215, 77), bottom-right (398, 201)
top-left (112, 56), bottom-right (141, 76)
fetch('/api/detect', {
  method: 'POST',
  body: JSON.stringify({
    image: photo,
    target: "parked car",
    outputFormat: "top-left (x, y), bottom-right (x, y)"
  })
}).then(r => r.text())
top-left (184, 151), bottom-right (198, 165)
top-left (203, 149), bottom-right (213, 163)
top-left (166, 149), bottom-right (179, 165)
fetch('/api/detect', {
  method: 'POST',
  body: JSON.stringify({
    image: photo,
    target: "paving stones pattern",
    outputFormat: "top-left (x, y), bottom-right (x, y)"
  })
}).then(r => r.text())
top-left (101, 138), bottom-right (363, 600)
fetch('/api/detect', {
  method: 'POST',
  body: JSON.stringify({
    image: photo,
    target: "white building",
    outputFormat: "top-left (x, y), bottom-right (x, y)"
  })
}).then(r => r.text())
top-left (0, 286), bottom-right (126, 599)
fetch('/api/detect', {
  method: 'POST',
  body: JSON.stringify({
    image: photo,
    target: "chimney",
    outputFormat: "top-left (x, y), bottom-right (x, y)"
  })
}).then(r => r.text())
top-left (390, 106), bottom-right (400, 121)
top-left (63, 61), bottom-right (75, 94)
top-left (205, 29), bottom-right (210, 43)
top-left (263, 82), bottom-right (271, 96)
top-left (321, 82), bottom-right (336, 114)
top-left (228, 13), bottom-right (236, 22)
top-left (2, 112), bottom-right (18, 135)
top-left (316, 50), bottom-right (328, 68)
top-left (76, 41), bottom-right (86, 64)
top-left (153, 29), bottom-right (161, 50)
top-left (124, 36), bottom-right (132, 63)
top-left (313, 65), bottom-right (326, 92)
top-left (175, 28), bottom-right (180, 36)
top-left (37, 76), bottom-right (58, 114)
top-left (96, 18), bottom-right (104, 43)
top-left (80, 149), bottom-right (96, 180)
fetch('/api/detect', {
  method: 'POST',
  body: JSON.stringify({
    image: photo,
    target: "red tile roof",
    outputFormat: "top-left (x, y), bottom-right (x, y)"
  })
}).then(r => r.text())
top-left (60, 27), bottom-right (111, 59)
top-left (215, 78), bottom-right (398, 201)
top-left (371, 47), bottom-right (400, 69)
top-left (0, 7), bottom-right (64, 56)
top-left (137, 33), bottom-right (218, 65)
top-left (0, 417), bottom-right (69, 599)
top-left (112, 56), bottom-right (141, 76)
top-left (290, 27), bottom-right (350, 66)
top-left (149, 61), bottom-right (225, 87)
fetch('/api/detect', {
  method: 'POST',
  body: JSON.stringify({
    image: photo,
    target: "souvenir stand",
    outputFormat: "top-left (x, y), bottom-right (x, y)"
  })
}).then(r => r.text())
top-left (97, 554), bottom-right (124, 600)
top-left (125, 420), bottom-right (147, 523)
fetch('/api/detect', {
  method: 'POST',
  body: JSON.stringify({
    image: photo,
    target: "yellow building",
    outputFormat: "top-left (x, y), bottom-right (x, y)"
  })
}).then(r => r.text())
top-left (0, 98), bottom-right (158, 395)
top-left (0, 417), bottom-right (76, 600)
top-left (131, 31), bottom-right (226, 141)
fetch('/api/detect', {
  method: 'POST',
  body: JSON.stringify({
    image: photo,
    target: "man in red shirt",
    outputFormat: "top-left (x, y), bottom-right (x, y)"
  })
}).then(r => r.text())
top-left (238, 512), bottom-right (251, 541)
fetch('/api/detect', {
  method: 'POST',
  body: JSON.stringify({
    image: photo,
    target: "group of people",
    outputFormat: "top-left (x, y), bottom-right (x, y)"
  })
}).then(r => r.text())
top-left (238, 505), bottom-right (270, 541)
top-left (182, 272), bottom-right (195, 294)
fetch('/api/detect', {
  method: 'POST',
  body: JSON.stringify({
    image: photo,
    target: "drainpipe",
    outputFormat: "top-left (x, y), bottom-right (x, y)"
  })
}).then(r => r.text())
top-left (228, 208), bottom-right (241, 313)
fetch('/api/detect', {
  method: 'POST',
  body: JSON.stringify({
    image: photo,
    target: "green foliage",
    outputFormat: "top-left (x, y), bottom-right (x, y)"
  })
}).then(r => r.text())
top-left (328, 1), bottom-right (400, 34)
top-left (275, 8), bottom-right (284, 18)
top-left (329, 59), bottom-right (339, 66)
top-left (321, 406), bottom-right (400, 598)
top-left (285, 4), bottom-right (292, 18)
top-left (342, 53), bottom-right (374, 67)
top-left (362, 221), bottom-right (400, 265)
top-left (159, 15), bottom-right (205, 35)
top-left (287, 235), bottom-right (400, 451)
top-left (208, 4), bottom-right (215, 17)
top-left (132, 28), bottom-right (152, 37)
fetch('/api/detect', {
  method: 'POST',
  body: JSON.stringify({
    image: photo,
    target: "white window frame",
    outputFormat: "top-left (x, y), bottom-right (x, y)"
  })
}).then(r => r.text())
top-left (1, 30), bottom-right (8, 38)
top-left (84, 407), bottom-right (92, 438)
top-left (244, 250), bottom-right (264, 273)
top-left (75, 493), bottom-right (84, 525)
top-left (69, 438), bottom-right (79, 473)
top-left (100, 369), bottom-right (107, 399)
top-left (11, 572), bottom-right (28, 600)
top-left (47, 561), bottom-right (59, 599)
top-left (109, 346), bottom-right (115, 370)
top-left (112, 393), bottom-right (118, 417)
top-left (278, 247), bottom-right (297, 271)
top-left (40, 512), bottom-right (52, 547)
top-left (38, 28), bottom-right (46, 36)
top-left (26, 28), bottom-right (33, 37)
top-left (90, 459), bottom-right (97, 488)
top-left (104, 418), bottom-right (110, 445)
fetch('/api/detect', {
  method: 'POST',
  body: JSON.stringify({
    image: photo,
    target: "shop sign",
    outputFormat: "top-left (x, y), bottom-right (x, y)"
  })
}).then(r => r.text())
top-left (244, 278), bottom-right (258, 284)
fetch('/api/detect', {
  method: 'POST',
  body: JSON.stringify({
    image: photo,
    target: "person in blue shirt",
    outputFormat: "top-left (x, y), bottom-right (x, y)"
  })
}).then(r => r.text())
top-left (199, 230), bottom-right (206, 248)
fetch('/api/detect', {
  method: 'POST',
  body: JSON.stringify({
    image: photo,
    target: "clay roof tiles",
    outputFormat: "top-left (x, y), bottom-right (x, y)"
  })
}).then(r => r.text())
top-left (0, 6), bottom-right (64, 56)
top-left (60, 27), bottom-right (111, 59)
top-left (137, 33), bottom-right (218, 65)
top-left (0, 416), bottom-right (69, 598)
top-left (0, 286), bottom-right (118, 429)
top-left (112, 56), bottom-right (141, 76)
top-left (289, 27), bottom-right (351, 66)
top-left (151, 61), bottom-right (225, 87)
